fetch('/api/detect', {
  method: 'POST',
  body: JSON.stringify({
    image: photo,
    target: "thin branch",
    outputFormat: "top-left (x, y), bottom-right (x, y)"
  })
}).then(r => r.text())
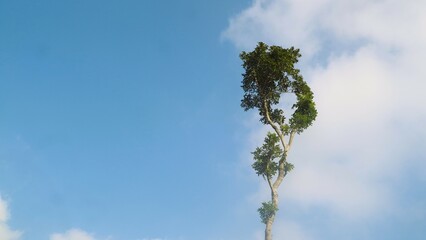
top-left (273, 161), bottom-right (285, 189)
top-left (252, 73), bottom-right (288, 151)
top-left (262, 101), bottom-right (291, 189)
top-left (263, 101), bottom-right (288, 150)
top-left (287, 131), bottom-right (296, 152)
top-left (266, 175), bottom-right (274, 192)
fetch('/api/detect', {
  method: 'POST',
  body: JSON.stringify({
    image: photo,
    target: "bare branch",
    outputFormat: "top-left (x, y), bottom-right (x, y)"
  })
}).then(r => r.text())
top-left (287, 131), bottom-right (296, 152)
top-left (273, 161), bottom-right (285, 189)
top-left (266, 175), bottom-right (273, 192)
top-left (263, 101), bottom-right (288, 150)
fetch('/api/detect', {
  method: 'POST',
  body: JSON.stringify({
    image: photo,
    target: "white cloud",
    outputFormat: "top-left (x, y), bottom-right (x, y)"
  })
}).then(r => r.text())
top-left (0, 197), bottom-right (9, 222)
top-left (50, 229), bottom-right (96, 240)
top-left (223, 0), bottom-right (426, 55)
top-left (0, 197), bottom-right (22, 240)
top-left (1, 196), bottom-right (104, 240)
top-left (222, 0), bottom-right (325, 57)
top-left (224, 0), bottom-right (426, 234)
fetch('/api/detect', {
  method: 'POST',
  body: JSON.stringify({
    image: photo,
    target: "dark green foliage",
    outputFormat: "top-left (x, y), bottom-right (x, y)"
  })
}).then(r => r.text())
top-left (283, 161), bottom-right (294, 174)
top-left (252, 132), bottom-right (282, 179)
top-left (258, 201), bottom-right (279, 224)
top-left (240, 42), bottom-right (317, 134)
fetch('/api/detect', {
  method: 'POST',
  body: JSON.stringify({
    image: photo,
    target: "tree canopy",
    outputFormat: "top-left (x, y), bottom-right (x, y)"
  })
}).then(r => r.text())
top-left (240, 42), bottom-right (317, 134)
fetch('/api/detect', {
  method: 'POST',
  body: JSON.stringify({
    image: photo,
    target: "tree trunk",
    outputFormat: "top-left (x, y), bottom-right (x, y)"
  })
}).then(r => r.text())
top-left (265, 189), bottom-right (279, 240)
top-left (265, 216), bottom-right (274, 240)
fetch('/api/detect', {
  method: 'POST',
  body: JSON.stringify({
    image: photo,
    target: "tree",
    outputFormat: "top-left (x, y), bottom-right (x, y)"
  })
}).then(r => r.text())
top-left (240, 42), bottom-right (317, 240)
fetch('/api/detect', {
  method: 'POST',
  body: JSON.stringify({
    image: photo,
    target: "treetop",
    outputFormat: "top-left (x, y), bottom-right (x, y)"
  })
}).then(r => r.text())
top-left (240, 42), bottom-right (317, 134)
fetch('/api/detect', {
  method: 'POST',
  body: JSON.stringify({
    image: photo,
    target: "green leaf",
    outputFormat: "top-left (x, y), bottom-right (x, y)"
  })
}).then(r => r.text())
top-left (251, 132), bottom-right (283, 178)
top-left (258, 201), bottom-right (279, 224)
top-left (284, 162), bottom-right (294, 173)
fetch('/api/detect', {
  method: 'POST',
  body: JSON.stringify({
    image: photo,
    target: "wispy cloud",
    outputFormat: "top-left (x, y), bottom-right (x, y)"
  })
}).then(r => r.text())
top-left (49, 229), bottom-right (97, 240)
top-left (0, 196), bottom-right (22, 240)
top-left (1, 196), bottom-right (180, 240)
top-left (0, 197), bottom-right (101, 240)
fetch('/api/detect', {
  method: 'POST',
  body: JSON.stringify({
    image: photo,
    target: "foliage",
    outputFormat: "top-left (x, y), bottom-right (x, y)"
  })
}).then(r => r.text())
top-left (283, 161), bottom-right (294, 174)
top-left (252, 132), bottom-right (282, 179)
top-left (240, 42), bottom-right (317, 134)
top-left (258, 201), bottom-right (279, 224)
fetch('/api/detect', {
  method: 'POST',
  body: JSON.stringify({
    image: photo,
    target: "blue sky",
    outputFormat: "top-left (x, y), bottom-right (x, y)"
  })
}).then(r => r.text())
top-left (1, 1), bottom-right (252, 239)
top-left (1, 0), bottom-right (426, 240)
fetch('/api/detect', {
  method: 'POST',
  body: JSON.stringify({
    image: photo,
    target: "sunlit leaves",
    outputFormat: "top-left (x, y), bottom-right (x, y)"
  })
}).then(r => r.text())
top-left (252, 132), bottom-right (282, 179)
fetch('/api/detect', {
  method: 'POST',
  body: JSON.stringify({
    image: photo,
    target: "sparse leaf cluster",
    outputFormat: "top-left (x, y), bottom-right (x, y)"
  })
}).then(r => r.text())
top-left (258, 201), bottom-right (279, 224)
top-left (252, 132), bottom-right (282, 179)
top-left (252, 132), bottom-right (296, 181)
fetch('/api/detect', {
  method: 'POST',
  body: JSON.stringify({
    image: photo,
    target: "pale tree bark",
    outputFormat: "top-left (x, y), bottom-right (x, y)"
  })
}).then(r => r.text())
top-left (262, 101), bottom-right (296, 240)
top-left (265, 177), bottom-right (279, 240)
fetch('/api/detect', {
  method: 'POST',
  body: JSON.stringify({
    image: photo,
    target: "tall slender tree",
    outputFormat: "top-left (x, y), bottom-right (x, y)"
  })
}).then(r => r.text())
top-left (240, 42), bottom-right (317, 240)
